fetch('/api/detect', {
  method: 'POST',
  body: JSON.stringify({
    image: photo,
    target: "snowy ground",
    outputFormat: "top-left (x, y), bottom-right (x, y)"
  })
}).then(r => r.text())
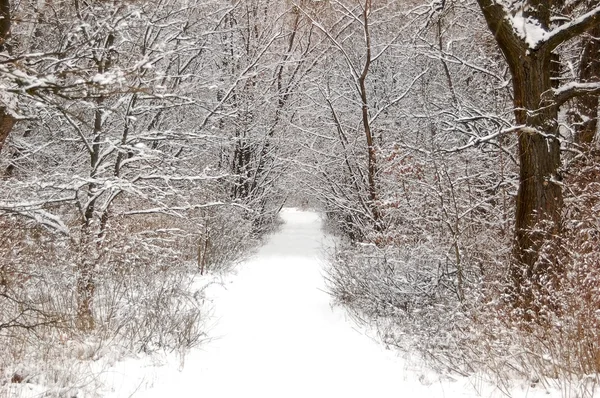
top-left (91, 209), bottom-right (564, 397)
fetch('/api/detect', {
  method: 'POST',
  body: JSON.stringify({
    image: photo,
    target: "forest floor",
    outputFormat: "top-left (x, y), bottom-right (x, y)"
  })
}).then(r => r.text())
top-left (77, 209), bottom-right (565, 397)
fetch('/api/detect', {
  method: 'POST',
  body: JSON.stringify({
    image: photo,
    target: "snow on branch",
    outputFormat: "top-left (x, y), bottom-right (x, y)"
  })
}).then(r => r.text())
top-left (122, 202), bottom-right (250, 217)
top-left (509, 5), bottom-right (600, 51)
top-left (440, 125), bottom-right (524, 152)
top-left (0, 204), bottom-right (70, 235)
top-left (509, 11), bottom-right (550, 49)
top-left (543, 5), bottom-right (600, 51)
top-left (480, 1), bottom-right (600, 52)
top-left (552, 81), bottom-right (600, 106)
top-left (134, 173), bottom-right (229, 182)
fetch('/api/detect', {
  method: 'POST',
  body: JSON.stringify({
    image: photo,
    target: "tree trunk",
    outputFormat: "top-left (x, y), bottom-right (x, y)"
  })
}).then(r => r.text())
top-left (0, 0), bottom-right (15, 154)
top-left (0, 0), bottom-right (10, 52)
top-left (510, 53), bottom-right (563, 308)
top-left (359, 0), bottom-right (382, 231)
top-left (76, 221), bottom-right (97, 331)
top-left (0, 108), bottom-right (16, 154)
top-left (76, 259), bottom-right (96, 331)
top-left (573, 25), bottom-right (600, 147)
top-left (74, 28), bottom-right (117, 331)
top-left (76, 106), bottom-right (103, 331)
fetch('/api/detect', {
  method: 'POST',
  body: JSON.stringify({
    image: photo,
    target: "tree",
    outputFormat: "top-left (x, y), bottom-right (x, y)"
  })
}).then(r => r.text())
top-left (0, 0), bottom-right (258, 331)
top-left (296, 0), bottom-right (421, 238)
top-left (475, 0), bottom-right (600, 309)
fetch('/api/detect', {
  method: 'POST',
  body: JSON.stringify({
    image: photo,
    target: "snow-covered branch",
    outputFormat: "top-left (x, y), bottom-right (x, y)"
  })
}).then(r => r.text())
top-left (543, 5), bottom-right (600, 51)
top-left (553, 81), bottom-right (600, 106)
top-left (440, 125), bottom-right (524, 152)
top-left (0, 205), bottom-right (70, 235)
top-left (122, 201), bottom-right (250, 216)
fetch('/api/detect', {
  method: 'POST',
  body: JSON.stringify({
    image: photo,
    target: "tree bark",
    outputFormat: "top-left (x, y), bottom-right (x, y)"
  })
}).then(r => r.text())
top-left (76, 231), bottom-right (96, 332)
top-left (0, 108), bottom-right (15, 154)
top-left (0, 0), bottom-right (10, 52)
top-left (573, 24), bottom-right (600, 146)
top-left (0, 0), bottom-right (15, 154)
top-left (510, 52), bottom-right (563, 305)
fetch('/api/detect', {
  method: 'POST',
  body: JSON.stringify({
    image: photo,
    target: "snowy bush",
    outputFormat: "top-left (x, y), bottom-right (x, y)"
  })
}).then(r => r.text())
top-left (326, 155), bottom-right (600, 396)
top-left (0, 197), bottom-right (260, 394)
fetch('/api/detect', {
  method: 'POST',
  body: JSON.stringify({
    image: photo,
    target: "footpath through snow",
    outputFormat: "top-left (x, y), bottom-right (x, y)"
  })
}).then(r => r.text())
top-left (104, 208), bottom-right (562, 398)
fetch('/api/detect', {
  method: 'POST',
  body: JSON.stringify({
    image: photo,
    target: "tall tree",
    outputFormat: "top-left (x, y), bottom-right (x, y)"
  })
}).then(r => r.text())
top-left (475, 0), bottom-right (600, 309)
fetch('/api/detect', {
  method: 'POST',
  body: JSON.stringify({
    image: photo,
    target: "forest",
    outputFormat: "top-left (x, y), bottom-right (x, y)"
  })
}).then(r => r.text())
top-left (1, 0), bottom-right (600, 396)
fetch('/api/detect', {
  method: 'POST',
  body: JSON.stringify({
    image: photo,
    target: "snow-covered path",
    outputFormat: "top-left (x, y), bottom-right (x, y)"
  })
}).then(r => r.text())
top-left (105, 208), bottom-right (558, 398)
top-left (134, 208), bottom-right (408, 397)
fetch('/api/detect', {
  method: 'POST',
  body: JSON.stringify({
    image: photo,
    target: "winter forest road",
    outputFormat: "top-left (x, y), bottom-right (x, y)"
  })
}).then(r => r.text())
top-left (109, 209), bottom-right (553, 398)
top-left (134, 208), bottom-right (409, 397)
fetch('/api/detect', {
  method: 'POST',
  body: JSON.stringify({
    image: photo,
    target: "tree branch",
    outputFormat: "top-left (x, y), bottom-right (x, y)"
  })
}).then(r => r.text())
top-left (552, 81), bottom-right (600, 106)
top-left (475, 0), bottom-right (523, 57)
top-left (543, 5), bottom-right (600, 51)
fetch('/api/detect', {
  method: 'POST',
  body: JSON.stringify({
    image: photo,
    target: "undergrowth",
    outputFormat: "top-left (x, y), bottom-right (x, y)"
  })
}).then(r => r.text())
top-left (0, 205), bottom-right (256, 397)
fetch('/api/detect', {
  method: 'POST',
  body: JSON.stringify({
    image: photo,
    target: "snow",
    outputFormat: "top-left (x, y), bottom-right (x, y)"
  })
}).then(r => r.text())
top-left (509, 12), bottom-right (548, 49)
top-left (508, 5), bottom-right (600, 50)
top-left (554, 81), bottom-right (600, 99)
top-left (97, 208), bottom-right (562, 398)
top-left (91, 71), bottom-right (124, 86)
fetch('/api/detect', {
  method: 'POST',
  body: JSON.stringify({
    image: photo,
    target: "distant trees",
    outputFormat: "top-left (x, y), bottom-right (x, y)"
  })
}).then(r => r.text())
top-left (293, 0), bottom-right (420, 239)
top-left (214, 0), bottom-right (314, 230)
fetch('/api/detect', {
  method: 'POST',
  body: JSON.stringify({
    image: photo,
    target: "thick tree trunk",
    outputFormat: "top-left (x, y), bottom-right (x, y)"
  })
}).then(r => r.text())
top-left (573, 25), bottom-right (600, 146)
top-left (510, 54), bottom-right (563, 306)
top-left (0, 0), bottom-right (15, 154)
top-left (474, 0), bottom-right (572, 312)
